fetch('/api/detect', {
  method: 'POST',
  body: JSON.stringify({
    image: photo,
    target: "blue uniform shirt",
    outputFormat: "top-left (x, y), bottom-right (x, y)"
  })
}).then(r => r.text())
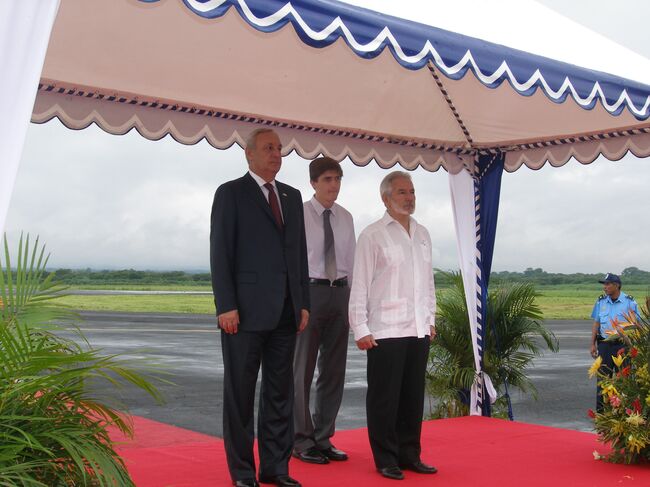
top-left (591, 291), bottom-right (641, 337)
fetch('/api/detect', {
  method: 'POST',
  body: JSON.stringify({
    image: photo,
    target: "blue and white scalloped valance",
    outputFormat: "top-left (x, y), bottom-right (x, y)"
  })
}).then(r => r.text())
top-left (140, 0), bottom-right (650, 120)
top-left (34, 0), bottom-right (650, 171)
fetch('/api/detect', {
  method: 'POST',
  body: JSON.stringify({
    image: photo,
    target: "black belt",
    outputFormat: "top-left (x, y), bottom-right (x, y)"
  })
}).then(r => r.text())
top-left (597, 335), bottom-right (622, 343)
top-left (309, 277), bottom-right (348, 287)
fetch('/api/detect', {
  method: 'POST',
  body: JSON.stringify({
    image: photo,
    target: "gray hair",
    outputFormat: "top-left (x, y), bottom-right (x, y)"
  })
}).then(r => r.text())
top-left (380, 171), bottom-right (412, 198)
top-left (245, 128), bottom-right (276, 151)
top-left (244, 128), bottom-right (277, 164)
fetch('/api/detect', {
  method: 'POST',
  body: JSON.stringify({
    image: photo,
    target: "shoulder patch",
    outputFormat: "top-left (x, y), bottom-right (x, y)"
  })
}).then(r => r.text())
top-left (626, 294), bottom-right (635, 300)
top-left (598, 294), bottom-right (606, 300)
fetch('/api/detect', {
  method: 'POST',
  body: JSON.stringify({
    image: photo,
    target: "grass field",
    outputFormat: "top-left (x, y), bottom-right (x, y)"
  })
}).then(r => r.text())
top-left (57, 293), bottom-right (216, 315)
top-left (57, 284), bottom-right (212, 291)
top-left (535, 285), bottom-right (648, 319)
top-left (56, 284), bottom-right (649, 320)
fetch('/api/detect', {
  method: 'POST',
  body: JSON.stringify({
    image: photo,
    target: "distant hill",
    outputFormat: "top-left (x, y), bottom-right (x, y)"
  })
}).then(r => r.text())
top-left (45, 266), bottom-right (649, 287)
top-left (489, 266), bottom-right (649, 286)
top-left (49, 268), bottom-right (211, 286)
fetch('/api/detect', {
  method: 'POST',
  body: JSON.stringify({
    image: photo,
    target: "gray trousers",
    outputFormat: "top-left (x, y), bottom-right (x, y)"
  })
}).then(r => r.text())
top-left (293, 284), bottom-right (350, 452)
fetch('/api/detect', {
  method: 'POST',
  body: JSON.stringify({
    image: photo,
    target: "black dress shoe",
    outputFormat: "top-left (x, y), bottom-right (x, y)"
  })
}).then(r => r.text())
top-left (319, 445), bottom-right (348, 461)
top-left (258, 474), bottom-right (301, 487)
top-left (399, 460), bottom-right (438, 474)
top-left (233, 479), bottom-right (259, 487)
top-left (292, 447), bottom-right (329, 464)
top-left (377, 466), bottom-right (404, 480)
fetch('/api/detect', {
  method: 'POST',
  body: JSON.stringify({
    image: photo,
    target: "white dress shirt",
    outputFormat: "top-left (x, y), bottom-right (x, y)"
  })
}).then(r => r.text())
top-left (304, 196), bottom-right (355, 280)
top-left (249, 170), bottom-right (283, 221)
top-left (349, 212), bottom-right (436, 341)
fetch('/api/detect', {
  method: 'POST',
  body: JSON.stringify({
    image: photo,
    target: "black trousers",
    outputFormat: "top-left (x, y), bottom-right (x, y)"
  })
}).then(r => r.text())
top-left (596, 339), bottom-right (626, 413)
top-left (366, 336), bottom-right (430, 469)
top-left (221, 299), bottom-right (296, 481)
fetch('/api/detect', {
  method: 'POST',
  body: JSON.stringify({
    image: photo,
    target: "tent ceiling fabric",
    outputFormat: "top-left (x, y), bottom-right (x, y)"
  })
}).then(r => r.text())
top-left (33, 0), bottom-right (650, 172)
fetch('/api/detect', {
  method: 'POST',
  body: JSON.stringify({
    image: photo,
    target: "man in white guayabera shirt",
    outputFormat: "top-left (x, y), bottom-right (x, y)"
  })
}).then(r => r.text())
top-left (349, 171), bottom-right (437, 481)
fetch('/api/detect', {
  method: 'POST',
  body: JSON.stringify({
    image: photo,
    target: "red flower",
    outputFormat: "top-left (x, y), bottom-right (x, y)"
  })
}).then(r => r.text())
top-left (632, 398), bottom-right (642, 414)
top-left (617, 347), bottom-right (626, 357)
top-left (587, 409), bottom-right (596, 418)
top-left (631, 347), bottom-right (638, 358)
top-left (622, 366), bottom-right (631, 377)
top-left (626, 408), bottom-right (633, 415)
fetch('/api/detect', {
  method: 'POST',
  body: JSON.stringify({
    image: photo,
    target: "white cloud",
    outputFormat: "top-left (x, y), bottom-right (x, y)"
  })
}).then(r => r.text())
top-left (493, 156), bottom-right (650, 272)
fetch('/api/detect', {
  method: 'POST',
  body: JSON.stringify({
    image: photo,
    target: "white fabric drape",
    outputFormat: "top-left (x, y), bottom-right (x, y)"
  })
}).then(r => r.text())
top-left (448, 169), bottom-right (483, 415)
top-left (448, 168), bottom-right (504, 415)
top-left (0, 0), bottom-right (60, 235)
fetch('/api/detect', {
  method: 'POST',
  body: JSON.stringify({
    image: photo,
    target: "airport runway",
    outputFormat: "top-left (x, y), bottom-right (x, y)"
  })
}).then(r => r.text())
top-left (68, 311), bottom-right (597, 437)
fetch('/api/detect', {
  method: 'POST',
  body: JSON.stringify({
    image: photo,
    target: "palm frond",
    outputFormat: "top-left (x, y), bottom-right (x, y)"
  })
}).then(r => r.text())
top-left (0, 233), bottom-right (166, 485)
top-left (427, 271), bottom-right (558, 417)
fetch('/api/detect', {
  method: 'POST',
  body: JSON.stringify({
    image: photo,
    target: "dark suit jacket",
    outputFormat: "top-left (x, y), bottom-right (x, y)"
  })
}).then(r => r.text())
top-left (210, 172), bottom-right (310, 330)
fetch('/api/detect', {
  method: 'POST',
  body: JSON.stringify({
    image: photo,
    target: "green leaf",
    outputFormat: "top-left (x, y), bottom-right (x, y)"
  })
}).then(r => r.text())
top-left (427, 271), bottom-right (558, 418)
top-left (0, 233), bottom-right (166, 485)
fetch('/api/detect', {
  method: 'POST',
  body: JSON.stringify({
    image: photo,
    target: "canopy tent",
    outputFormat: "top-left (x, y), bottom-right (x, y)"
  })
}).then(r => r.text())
top-left (32, 0), bottom-right (650, 171)
top-left (2, 0), bottom-right (650, 416)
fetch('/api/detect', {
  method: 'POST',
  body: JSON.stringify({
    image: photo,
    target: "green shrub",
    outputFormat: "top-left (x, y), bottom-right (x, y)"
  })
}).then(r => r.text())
top-left (0, 235), bottom-right (164, 486)
top-left (427, 272), bottom-right (558, 418)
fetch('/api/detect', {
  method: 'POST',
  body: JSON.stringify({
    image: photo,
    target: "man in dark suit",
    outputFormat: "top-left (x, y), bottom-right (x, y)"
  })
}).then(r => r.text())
top-left (211, 128), bottom-right (310, 487)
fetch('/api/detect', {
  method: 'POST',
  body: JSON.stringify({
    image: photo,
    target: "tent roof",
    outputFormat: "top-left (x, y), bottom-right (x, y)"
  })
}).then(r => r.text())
top-left (33, 0), bottom-right (650, 172)
top-left (182, 0), bottom-right (650, 118)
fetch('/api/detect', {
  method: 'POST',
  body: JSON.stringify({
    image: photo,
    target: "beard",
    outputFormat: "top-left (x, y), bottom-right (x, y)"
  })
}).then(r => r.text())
top-left (388, 200), bottom-right (415, 215)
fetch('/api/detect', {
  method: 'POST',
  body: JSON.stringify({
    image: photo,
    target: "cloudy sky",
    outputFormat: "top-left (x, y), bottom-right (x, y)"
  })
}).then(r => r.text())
top-left (5, 0), bottom-right (650, 273)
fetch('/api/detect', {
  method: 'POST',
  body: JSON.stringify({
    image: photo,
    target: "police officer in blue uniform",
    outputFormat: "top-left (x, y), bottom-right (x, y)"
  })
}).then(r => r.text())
top-left (590, 273), bottom-right (641, 412)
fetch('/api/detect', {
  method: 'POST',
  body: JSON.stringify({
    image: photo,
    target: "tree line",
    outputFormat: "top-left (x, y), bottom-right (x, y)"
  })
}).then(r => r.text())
top-left (488, 266), bottom-right (650, 286)
top-left (48, 266), bottom-right (650, 287)
top-left (51, 268), bottom-right (211, 286)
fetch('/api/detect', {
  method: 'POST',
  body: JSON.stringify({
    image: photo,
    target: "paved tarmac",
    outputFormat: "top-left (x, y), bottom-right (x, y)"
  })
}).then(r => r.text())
top-left (68, 311), bottom-right (597, 437)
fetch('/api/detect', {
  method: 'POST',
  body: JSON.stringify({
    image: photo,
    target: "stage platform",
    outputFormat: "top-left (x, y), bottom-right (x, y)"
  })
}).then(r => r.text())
top-left (113, 415), bottom-right (650, 486)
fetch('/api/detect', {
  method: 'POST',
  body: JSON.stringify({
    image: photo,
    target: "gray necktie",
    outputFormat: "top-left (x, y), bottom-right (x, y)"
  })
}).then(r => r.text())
top-left (323, 209), bottom-right (337, 283)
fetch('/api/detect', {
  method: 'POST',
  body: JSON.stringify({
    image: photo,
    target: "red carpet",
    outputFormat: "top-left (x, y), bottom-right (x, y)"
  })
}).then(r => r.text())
top-left (113, 416), bottom-right (650, 486)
